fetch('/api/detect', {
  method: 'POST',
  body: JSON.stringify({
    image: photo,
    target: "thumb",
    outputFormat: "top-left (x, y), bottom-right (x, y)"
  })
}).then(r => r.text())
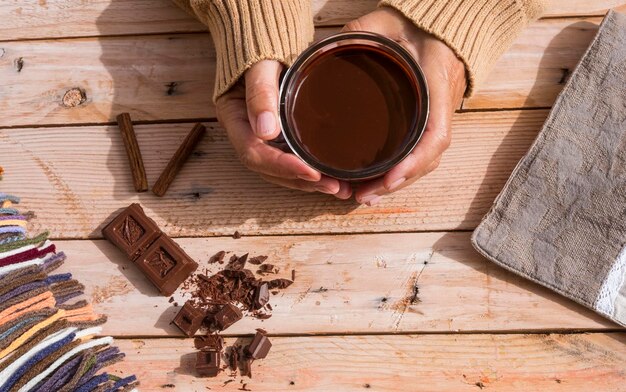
top-left (245, 60), bottom-right (283, 140)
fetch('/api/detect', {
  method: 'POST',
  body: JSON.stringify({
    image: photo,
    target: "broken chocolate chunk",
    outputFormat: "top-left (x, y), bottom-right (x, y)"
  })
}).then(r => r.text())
top-left (244, 330), bottom-right (272, 359)
top-left (253, 283), bottom-right (269, 310)
top-left (135, 234), bottom-right (198, 296)
top-left (173, 301), bottom-right (204, 337)
top-left (247, 255), bottom-right (268, 265)
top-left (257, 264), bottom-right (278, 275)
top-left (196, 349), bottom-right (220, 377)
top-left (212, 303), bottom-right (243, 331)
top-left (267, 278), bottom-right (293, 290)
top-left (194, 334), bottom-right (224, 351)
top-left (241, 357), bottom-right (253, 378)
top-left (102, 203), bottom-right (160, 260)
top-left (208, 250), bottom-right (226, 264)
top-left (229, 344), bottom-right (240, 371)
top-left (226, 253), bottom-right (248, 271)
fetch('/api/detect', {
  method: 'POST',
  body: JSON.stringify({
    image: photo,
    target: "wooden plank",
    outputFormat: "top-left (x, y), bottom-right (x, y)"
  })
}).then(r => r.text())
top-left (463, 17), bottom-right (599, 110)
top-left (0, 33), bottom-right (218, 127)
top-left (1, 0), bottom-right (624, 41)
top-left (53, 233), bottom-right (616, 337)
top-left (1, 111), bottom-right (544, 237)
top-left (105, 334), bottom-right (626, 391)
top-left (0, 18), bottom-right (602, 126)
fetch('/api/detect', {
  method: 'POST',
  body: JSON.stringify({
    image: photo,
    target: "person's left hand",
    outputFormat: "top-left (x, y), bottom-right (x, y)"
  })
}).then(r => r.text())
top-left (343, 7), bottom-right (467, 205)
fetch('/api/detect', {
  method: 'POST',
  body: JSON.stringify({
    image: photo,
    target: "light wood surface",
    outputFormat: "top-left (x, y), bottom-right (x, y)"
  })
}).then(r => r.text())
top-left (55, 233), bottom-right (614, 337)
top-left (1, 0), bottom-right (625, 41)
top-left (0, 111), bottom-right (544, 237)
top-left (104, 334), bottom-right (626, 391)
top-left (0, 19), bottom-right (604, 127)
top-left (3, 1), bottom-right (626, 390)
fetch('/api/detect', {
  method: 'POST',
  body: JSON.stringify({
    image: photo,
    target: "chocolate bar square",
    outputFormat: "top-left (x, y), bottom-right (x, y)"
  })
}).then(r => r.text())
top-left (102, 203), bottom-right (160, 260)
top-left (196, 349), bottom-right (220, 377)
top-left (173, 301), bottom-right (204, 337)
top-left (135, 234), bottom-right (198, 296)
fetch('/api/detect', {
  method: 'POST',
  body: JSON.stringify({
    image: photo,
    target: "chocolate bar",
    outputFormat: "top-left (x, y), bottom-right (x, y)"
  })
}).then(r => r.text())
top-left (102, 203), bottom-right (198, 296)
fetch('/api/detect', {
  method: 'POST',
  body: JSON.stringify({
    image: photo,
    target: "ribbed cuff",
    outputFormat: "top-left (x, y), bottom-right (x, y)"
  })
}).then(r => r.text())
top-left (178, 0), bottom-right (314, 101)
top-left (380, 0), bottom-right (546, 96)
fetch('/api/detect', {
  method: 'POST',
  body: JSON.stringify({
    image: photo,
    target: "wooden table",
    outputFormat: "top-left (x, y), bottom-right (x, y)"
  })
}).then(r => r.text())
top-left (2, 1), bottom-right (626, 390)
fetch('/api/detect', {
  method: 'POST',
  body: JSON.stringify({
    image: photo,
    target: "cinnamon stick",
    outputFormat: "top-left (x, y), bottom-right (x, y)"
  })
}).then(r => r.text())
top-left (116, 113), bottom-right (148, 192)
top-left (152, 123), bottom-right (206, 197)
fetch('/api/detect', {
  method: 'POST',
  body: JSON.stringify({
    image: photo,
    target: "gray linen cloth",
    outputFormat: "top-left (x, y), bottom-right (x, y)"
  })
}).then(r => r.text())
top-left (472, 10), bottom-right (626, 326)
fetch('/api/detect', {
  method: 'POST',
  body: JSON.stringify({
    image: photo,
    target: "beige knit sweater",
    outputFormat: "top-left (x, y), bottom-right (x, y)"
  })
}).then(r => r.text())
top-left (173, 0), bottom-right (546, 100)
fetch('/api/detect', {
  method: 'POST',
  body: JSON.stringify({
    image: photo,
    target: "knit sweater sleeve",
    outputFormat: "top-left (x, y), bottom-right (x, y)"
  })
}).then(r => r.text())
top-left (379, 0), bottom-right (547, 96)
top-left (171, 0), bottom-right (314, 101)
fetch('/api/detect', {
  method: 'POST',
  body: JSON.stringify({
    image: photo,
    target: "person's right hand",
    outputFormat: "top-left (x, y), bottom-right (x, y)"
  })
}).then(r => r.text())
top-left (216, 60), bottom-right (352, 199)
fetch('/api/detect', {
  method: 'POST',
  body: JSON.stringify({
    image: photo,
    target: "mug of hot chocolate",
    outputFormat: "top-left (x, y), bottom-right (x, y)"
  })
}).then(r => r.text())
top-left (279, 32), bottom-right (429, 181)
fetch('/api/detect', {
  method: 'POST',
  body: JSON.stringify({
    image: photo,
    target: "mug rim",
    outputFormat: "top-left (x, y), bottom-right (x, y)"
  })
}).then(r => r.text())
top-left (278, 31), bottom-right (430, 181)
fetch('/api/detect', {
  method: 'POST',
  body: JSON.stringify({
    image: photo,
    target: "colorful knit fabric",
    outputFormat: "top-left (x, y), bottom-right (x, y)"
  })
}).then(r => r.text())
top-left (0, 177), bottom-right (138, 391)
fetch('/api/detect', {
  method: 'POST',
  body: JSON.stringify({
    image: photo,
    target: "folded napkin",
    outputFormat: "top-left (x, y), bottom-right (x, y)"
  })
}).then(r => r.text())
top-left (472, 10), bottom-right (626, 327)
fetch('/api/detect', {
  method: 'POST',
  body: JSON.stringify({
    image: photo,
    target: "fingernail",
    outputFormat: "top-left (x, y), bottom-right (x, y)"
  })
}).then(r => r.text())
top-left (256, 111), bottom-right (276, 137)
top-left (314, 185), bottom-right (336, 195)
top-left (360, 194), bottom-right (381, 206)
top-left (388, 177), bottom-right (406, 191)
top-left (298, 174), bottom-right (318, 182)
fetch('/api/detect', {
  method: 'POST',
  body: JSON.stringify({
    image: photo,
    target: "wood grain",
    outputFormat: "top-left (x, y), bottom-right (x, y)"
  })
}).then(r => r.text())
top-left (0, 18), bottom-right (602, 125)
top-left (0, 111), bottom-right (544, 237)
top-left (105, 334), bottom-right (626, 391)
top-left (53, 233), bottom-right (617, 337)
top-left (0, 0), bottom-right (624, 40)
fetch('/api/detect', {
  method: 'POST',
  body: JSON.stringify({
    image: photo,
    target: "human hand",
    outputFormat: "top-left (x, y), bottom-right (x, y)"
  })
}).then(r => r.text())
top-left (216, 60), bottom-right (353, 199)
top-left (343, 7), bottom-right (467, 205)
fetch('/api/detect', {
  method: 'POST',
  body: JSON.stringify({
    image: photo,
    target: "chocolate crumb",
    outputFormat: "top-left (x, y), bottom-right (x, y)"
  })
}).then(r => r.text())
top-left (15, 57), bottom-right (23, 72)
top-left (475, 381), bottom-right (485, 389)
top-left (173, 302), bottom-right (179, 307)
top-left (223, 380), bottom-right (234, 386)
top-left (364, 384), bottom-right (371, 388)
top-left (291, 269), bottom-right (296, 281)
top-left (161, 384), bottom-right (175, 389)
top-left (232, 231), bottom-right (242, 239)
top-left (289, 381), bottom-right (295, 386)
top-left (168, 297), bottom-right (174, 303)
top-left (239, 383), bottom-right (251, 391)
